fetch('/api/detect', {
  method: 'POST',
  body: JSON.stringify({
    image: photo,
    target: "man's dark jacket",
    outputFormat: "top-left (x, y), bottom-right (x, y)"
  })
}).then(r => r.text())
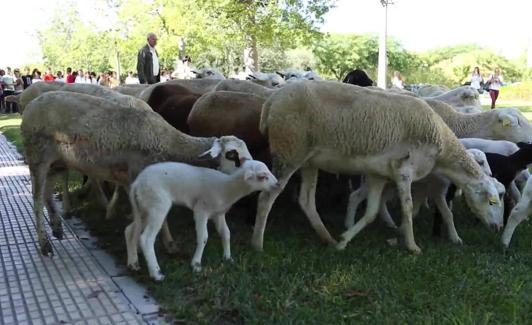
top-left (137, 44), bottom-right (160, 84)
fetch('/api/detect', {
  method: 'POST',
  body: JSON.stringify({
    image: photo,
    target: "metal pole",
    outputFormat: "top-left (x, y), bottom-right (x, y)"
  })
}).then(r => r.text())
top-left (377, 0), bottom-right (391, 89)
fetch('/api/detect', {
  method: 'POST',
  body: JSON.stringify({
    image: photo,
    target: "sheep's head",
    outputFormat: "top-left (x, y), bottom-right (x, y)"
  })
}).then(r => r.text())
top-left (491, 108), bottom-right (532, 143)
top-left (248, 72), bottom-right (285, 88)
top-left (242, 160), bottom-right (279, 192)
top-left (192, 68), bottom-right (226, 80)
top-left (462, 175), bottom-right (504, 232)
top-left (467, 149), bottom-right (492, 176)
top-left (459, 86), bottom-right (481, 107)
top-left (199, 136), bottom-right (252, 173)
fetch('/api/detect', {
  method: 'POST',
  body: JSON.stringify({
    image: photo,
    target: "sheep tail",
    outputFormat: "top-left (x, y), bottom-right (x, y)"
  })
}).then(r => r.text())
top-left (259, 97), bottom-right (273, 136)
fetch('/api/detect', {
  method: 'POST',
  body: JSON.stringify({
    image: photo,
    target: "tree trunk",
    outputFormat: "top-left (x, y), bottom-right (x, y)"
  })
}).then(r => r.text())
top-left (244, 34), bottom-right (259, 73)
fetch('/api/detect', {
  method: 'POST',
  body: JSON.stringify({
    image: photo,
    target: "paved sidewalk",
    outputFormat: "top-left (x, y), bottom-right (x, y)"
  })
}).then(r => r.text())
top-left (0, 134), bottom-right (162, 325)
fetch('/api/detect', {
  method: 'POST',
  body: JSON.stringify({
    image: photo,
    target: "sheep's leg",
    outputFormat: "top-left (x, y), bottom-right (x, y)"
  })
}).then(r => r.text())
top-left (252, 160), bottom-right (299, 251)
top-left (125, 221), bottom-right (140, 270)
top-left (93, 180), bottom-right (110, 209)
top-left (337, 175), bottom-right (387, 250)
top-left (139, 199), bottom-right (171, 282)
top-left (345, 180), bottom-right (368, 229)
top-left (213, 213), bottom-right (232, 262)
top-left (433, 194), bottom-right (462, 244)
top-left (105, 185), bottom-right (120, 220)
top-left (501, 202), bottom-right (530, 248)
top-left (379, 200), bottom-right (398, 228)
top-left (396, 173), bottom-right (421, 254)
top-left (62, 172), bottom-right (71, 217)
top-left (191, 212), bottom-right (210, 272)
top-left (509, 181), bottom-right (521, 204)
top-left (298, 166), bottom-right (336, 244)
top-left (44, 172), bottom-right (63, 240)
top-left (30, 164), bottom-right (54, 256)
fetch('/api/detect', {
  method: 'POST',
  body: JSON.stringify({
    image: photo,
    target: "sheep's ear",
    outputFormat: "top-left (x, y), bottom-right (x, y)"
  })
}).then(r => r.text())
top-left (500, 116), bottom-right (513, 127)
top-left (244, 169), bottom-right (255, 181)
top-left (198, 139), bottom-right (222, 159)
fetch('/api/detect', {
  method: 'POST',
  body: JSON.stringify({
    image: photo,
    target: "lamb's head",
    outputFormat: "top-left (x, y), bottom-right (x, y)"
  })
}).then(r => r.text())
top-left (490, 108), bottom-right (532, 143)
top-left (461, 175), bottom-right (504, 232)
top-left (241, 160), bottom-right (279, 192)
top-left (302, 71), bottom-right (322, 81)
top-left (467, 149), bottom-right (492, 176)
top-left (192, 67), bottom-right (226, 80)
top-left (199, 135), bottom-right (252, 173)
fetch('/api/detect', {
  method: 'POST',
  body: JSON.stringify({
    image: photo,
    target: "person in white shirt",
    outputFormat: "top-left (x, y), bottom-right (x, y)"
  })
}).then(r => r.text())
top-left (391, 70), bottom-right (404, 89)
top-left (55, 71), bottom-right (66, 83)
top-left (470, 66), bottom-right (483, 93)
top-left (75, 69), bottom-right (86, 83)
top-left (125, 71), bottom-right (140, 84)
top-left (487, 67), bottom-right (504, 109)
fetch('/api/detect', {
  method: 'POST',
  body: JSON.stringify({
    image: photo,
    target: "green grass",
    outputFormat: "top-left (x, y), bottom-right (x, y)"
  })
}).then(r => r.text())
top-left (0, 114), bottom-right (23, 152)
top-left (2, 111), bottom-right (532, 323)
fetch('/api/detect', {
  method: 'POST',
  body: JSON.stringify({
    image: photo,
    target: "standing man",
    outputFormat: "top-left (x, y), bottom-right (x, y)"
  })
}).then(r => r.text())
top-left (137, 32), bottom-right (160, 84)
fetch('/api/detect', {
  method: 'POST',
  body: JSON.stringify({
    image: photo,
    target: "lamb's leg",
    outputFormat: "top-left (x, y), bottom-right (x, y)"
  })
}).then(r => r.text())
top-left (213, 214), bottom-right (232, 262)
top-left (44, 172), bottom-right (63, 240)
top-left (125, 220), bottom-right (141, 271)
top-left (30, 164), bottom-right (54, 256)
top-left (161, 221), bottom-right (179, 254)
top-left (396, 173), bottom-right (421, 254)
top-left (105, 185), bottom-right (120, 220)
top-left (345, 180), bottom-right (368, 229)
top-left (337, 175), bottom-right (387, 250)
top-left (191, 212), bottom-right (209, 272)
top-left (298, 166), bottom-right (336, 244)
top-left (433, 194), bottom-right (462, 244)
top-left (252, 160), bottom-right (299, 251)
top-left (139, 200), bottom-right (170, 282)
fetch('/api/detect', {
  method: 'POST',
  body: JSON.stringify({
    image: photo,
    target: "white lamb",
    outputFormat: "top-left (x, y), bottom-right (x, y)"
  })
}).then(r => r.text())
top-left (501, 176), bottom-right (532, 248)
top-left (125, 159), bottom-right (279, 281)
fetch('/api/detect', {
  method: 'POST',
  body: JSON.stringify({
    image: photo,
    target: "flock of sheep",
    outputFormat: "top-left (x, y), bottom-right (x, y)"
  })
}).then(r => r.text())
top-left (9, 68), bottom-right (532, 281)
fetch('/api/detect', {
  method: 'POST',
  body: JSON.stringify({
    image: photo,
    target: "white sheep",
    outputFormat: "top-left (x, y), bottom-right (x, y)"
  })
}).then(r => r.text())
top-left (125, 159), bottom-right (279, 281)
top-left (246, 72), bottom-right (286, 88)
top-left (213, 79), bottom-right (277, 99)
top-left (345, 149), bottom-right (502, 245)
top-left (21, 91), bottom-right (252, 256)
top-left (252, 81), bottom-right (503, 253)
top-left (424, 86), bottom-right (481, 108)
top-left (501, 176), bottom-right (532, 248)
top-left (191, 67), bottom-right (226, 80)
top-left (416, 84), bottom-right (450, 97)
top-left (426, 99), bottom-right (532, 143)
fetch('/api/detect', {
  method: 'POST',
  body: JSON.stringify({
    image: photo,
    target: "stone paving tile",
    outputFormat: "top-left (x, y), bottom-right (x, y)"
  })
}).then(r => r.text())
top-left (0, 134), bottom-right (161, 324)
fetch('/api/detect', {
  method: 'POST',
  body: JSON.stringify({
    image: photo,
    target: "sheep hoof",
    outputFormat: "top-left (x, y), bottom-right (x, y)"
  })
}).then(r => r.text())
top-left (251, 239), bottom-right (264, 252)
top-left (192, 263), bottom-right (202, 273)
top-left (152, 271), bottom-right (165, 282)
top-left (127, 262), bottom-right (140, 272)
top-left (223, 257), bottom-right (234, 264)
top-left (336, 241), bottom-right (348, 251)
top-left (40, 239), bottom-right (54, 256)
top-left (164, 241), bottom-right (180, 255)
top-left (52, 227), bottom-right (64, 240)
top-left (451, 237), bottom-right (463, 245)
top-left (407, 244), bottom-right (422, 255)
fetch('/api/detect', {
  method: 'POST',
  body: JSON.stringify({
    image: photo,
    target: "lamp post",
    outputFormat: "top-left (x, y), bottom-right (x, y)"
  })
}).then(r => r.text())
top-left (377, 0), bottom-right (393, 89)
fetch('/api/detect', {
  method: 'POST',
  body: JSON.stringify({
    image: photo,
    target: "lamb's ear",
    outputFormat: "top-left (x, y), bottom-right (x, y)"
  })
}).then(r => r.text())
top-left (198, 139), bottom-right (222, 159)
top-left (244, 169), bottom-right (255, 181)
top-left (498, 113), bottom-right (516, 127)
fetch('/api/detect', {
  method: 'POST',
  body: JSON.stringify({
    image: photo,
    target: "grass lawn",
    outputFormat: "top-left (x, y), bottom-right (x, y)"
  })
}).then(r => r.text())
top-left (2, 110), bottom-right (532, 323)
top-left (0, 114), bottom-right (23, 152)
